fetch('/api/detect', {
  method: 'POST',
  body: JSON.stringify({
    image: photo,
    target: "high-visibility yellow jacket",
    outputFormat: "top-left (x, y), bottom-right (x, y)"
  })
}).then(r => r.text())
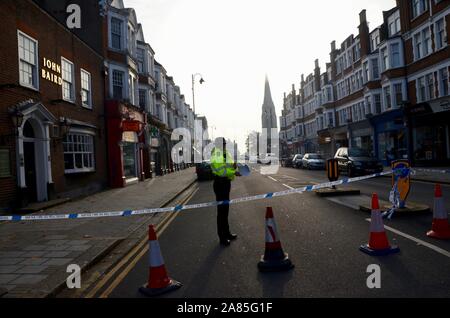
top-left (211, 147), bottom-right (236, 181)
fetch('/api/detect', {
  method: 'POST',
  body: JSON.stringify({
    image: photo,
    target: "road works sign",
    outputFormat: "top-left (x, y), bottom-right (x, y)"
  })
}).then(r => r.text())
top-left (391, 160), bottom-right (411, 208)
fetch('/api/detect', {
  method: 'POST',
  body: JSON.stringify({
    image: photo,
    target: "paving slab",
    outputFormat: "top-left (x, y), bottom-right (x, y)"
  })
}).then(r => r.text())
top-left (0, 168), bottom-right (196, 297)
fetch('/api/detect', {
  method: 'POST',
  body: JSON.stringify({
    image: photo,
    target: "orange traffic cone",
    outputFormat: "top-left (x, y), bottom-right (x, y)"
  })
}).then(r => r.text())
top-left (360, 194), bottom-right (400, 256)
top-left (258, 207), bottom-right (294, 272)
top-left (139, 225), bottom-right (182, 297)
top-left (427, 184), bottom-right (450, 240)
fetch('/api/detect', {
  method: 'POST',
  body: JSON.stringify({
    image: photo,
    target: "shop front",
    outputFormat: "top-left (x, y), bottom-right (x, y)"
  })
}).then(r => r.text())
top-left (329, 126), bottom-right (349, 156)
top-left (349, 120), bottom-right (374, 156)
top-left (408, 98), bottom-right (450, 166)
top-left (371, 109), bottom-right (407, 166)
top-left (106, 101), bottom-right (146, 187)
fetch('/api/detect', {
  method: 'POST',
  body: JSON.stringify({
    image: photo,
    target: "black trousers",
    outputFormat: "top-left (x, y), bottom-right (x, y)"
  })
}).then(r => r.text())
top-left (213, 177), bottom-right (232, 240)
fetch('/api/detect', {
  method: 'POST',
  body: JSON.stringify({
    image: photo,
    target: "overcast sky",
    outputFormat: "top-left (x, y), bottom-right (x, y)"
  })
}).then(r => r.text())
top-left (126, 0), bottom-right (396, 151)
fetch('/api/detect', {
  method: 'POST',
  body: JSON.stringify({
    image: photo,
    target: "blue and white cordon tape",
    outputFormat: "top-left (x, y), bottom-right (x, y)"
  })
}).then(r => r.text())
top-left (1, 167), bottom-right (445, 222)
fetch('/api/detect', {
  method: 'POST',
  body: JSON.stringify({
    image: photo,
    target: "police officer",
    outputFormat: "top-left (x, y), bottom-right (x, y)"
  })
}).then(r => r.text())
top-left (211, 137), bottom-right (241, 246)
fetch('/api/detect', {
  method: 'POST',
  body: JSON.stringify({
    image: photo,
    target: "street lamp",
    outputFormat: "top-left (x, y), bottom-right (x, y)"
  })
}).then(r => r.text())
top-left (192, 73), bottom-right (205, 116)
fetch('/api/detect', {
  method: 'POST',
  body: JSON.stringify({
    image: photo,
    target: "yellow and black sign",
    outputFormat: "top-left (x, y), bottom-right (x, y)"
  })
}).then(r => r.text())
top-left (327, 159), bottom-right (339, 182)
top-left (391, 159), bottom-right (411, 206)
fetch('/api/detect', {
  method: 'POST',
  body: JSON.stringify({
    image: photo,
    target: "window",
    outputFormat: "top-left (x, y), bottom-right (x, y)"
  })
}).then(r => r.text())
top-left (418, 76), bottom-right (426, 102)
top-left (423, 28), bottom-right (432, 56)
top-left (414, 33), bottom-right (422, 60)
top-left (18, 31), bottom-right (38, 89)
top-left (381, 48), bottom-right (388, 71)
top-left (137, 48), bottom-right (145, 73)
top-left (371, 58), bottom-right (380, 79)
top-left (384, 86), bottom-right (391, 110)
top-left (81, 70), bottom-right (92, 108)
top-left (139, 89), bottom-right (147, 109)
top-left (426, 73), bottom-right (435, 100)
top-left (128, 25), bottom-right (136, 56)
top-left (61, 58), bottom-right (75, 102)
top-left (129, 74), bottom-right (136, 105)
top-left (363, 62), bottom-right (369, 83)
top-left (111, 17), bottom-right (123, 50)
top-left (63, 133), bottom-right (95, 173)
top-left (374, 94), bottom-right (382, 114)
top-left (390, 43), bottom-right (401, 68)
top-left (112, 70), bottom-right (124, 99)
top-left (388, 11), bottom-right (401, 36)
top-left (0, 149), bottom-right (11, 177)
top-left (365, 96), bottom-right (372, 114)
top-left (438, 68), bottom-right (449, 97)
top-left (412, 0), bottom-right (428, 19)
top-left (394, 83), bottom-right (403, 107)
top-left (435, 19), bottom-right (446, 50)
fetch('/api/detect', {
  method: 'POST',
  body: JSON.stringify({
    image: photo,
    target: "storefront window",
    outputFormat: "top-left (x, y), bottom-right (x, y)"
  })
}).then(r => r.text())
top-left (413, 125), bottom-right (448, 162)
top-left (351, 136), bottom-right (374, 156)
top-left (378, 130), bottom-right (407, 163)
top-left (122, 142), bottom-right (137, 178)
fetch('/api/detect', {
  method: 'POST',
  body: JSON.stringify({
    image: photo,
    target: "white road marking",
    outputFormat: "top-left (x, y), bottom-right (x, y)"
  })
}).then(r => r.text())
top-left (268, 176), bottom-right (278, 182)
top-left (282, 184), bottom-right (294, 190)
top-left (282, 175), bottom-right (299, 180)
top-left (364, 218), bottom-right (450, 259)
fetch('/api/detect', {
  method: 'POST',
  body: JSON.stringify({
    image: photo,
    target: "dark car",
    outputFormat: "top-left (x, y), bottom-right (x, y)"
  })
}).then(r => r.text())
top-left (282, 156), bottom-right (294, 167)
top-left (292, 154), bottom-right (304, 168)
top-left (334, 147), bottom-right (383, 177)
top-left (302, 153), bottom-right (326, 170)
top-left (196, 161), bottom-right (213, 181)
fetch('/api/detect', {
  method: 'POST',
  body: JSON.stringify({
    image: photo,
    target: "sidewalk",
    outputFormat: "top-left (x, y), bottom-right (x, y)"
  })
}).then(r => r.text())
top-left (0, 168), bottom-right (196, 298)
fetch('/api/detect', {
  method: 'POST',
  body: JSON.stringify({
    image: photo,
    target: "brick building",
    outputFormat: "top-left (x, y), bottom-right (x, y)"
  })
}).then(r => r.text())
top-left (0, 0), bottom-right (108, 210)
top-left (280, 0), bottom-right (449, 167)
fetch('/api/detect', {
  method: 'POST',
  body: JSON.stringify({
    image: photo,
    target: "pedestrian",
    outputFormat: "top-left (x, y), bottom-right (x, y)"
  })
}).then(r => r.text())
top-left (210, 137), bottom-right (241, 246)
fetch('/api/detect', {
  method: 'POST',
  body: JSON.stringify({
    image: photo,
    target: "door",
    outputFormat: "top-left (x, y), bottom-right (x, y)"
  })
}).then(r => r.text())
top-left (24, 141), bottom-right (37, 202)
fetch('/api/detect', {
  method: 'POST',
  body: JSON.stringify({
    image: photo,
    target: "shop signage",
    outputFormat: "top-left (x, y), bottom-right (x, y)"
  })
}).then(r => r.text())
top-left (429, 98), bottom-right (450, 114)
top-left (41, 57), bottom-right (62, 86)
top-left (122, 120), bottom-right (141, 132)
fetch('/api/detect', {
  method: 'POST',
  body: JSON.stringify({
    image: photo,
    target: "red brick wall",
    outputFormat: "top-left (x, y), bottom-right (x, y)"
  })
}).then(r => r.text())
top-left (0, 0), bottom-right (108, 208)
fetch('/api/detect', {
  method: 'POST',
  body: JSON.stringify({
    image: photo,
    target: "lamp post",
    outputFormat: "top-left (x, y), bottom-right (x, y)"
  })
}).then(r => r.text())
top-left (191, 73), bottom-right (205, 116)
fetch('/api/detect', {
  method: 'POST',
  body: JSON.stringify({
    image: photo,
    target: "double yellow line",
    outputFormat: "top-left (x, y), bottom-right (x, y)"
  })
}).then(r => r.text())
top-left (85, 186), bottom-right (199, 298)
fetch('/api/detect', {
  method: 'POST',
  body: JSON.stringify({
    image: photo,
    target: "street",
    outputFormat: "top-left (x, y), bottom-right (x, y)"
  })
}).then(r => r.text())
top-left (100, 166), bottom-right (450, 298)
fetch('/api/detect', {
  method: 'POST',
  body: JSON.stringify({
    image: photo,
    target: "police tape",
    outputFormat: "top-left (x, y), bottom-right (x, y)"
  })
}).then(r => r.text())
top-left (0, 170), bottom-right (397, 222)
top-left (413, 168), bottom-right (450, 174)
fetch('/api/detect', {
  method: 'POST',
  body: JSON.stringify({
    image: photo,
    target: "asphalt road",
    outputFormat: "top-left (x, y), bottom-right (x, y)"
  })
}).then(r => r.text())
top-left (108, 166), bottom-right (450, 298)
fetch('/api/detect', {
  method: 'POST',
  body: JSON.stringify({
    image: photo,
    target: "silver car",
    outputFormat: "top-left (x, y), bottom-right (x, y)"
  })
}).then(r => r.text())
top-left (302, 153), bottom-right (326, 170)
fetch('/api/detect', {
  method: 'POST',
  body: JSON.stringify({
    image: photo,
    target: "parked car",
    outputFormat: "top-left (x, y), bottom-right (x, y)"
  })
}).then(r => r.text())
top-left (292, 154), bottom-right (304, 168)
top-left (196, 160), bottom-right (213, 181)
top-left (302, 153), bottom-right (326, 170)
top-left (282, 156), bottom-right (294, 167)
top-left (334, 147), bottom-right (383, 177)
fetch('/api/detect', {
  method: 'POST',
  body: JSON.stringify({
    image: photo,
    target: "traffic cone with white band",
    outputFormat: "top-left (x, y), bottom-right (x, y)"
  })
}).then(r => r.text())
top-left (139, 225), bottom-right (182, 297)
top-left (258, 207), bottom-right (294, 272)
top-left (360, 194), bottom-right (400, 256)
top-left (427, 184), bottom-right (450, 240)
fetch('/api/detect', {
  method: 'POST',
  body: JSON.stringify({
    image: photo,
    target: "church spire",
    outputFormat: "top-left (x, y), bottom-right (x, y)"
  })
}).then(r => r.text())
top-left (261, 75), bottom-right (278, 130)
top-left (263, 75), bottom-right (273, 107)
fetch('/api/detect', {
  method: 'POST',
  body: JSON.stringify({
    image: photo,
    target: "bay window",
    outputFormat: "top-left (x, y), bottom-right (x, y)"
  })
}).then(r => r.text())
top-left (63, 133), bottom-right (95, 173)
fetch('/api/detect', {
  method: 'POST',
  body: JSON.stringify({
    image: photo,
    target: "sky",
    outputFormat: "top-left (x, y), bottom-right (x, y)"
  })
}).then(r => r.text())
top-left (126, 0), bottom-right (396, 151)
